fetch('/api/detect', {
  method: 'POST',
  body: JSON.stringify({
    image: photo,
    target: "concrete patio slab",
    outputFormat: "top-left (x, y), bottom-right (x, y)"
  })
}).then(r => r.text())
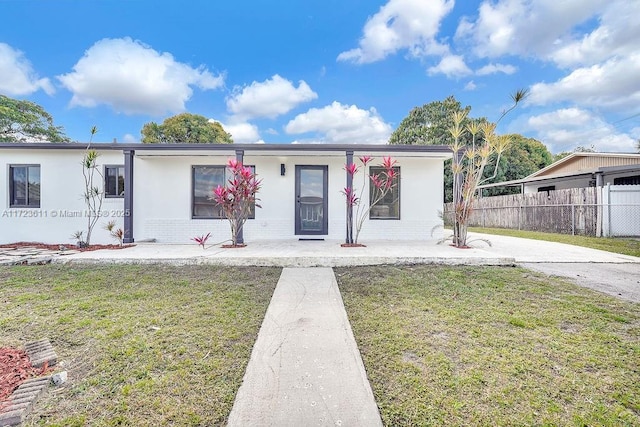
top-left (227, 267), bottom-right (382, 427)
top-left (53, 238), bottom-right (516, 267)
top-left (48, 232), bottom-right (640, 267)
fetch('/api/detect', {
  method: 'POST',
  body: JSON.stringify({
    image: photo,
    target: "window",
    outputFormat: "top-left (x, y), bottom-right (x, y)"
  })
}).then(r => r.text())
top-left (192, 165), bottom-right (256, 219)
top-left (105, 166), bottom-right (125, 197)
top-left (614, 175), bottom-right (640, 185)
top-left (538, 185), bottom-right (556, 193)
top-left (369, 166), bottom-right (400, 219)
top-left (9, 165), bottom-right (41, 208)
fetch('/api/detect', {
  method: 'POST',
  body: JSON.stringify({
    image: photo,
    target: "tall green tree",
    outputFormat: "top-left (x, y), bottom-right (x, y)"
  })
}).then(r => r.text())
top-left (389, 95), bottom-right (487, 201)
top-left (481, 135), bottom-right (553, 197)
top-left (553, 145), bottom-right (596, 162)
top-left (389, 96), bottom-right (481, 146)
top-left (141, 113), bottom-right (233, 144)
top-left (0, 95), bottom-right (70, 142)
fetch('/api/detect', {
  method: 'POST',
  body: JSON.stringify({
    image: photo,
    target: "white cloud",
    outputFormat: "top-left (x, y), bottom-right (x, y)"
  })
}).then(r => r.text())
top-left (427, 55), bottom-right (472, 78)
top-left (476, 62), bottom-right (517, 75)
top-left (455, 0), bottom-right (610, 60)
top-left (549, 1), bottom-right (640, 67)
top-left (213, 119), bottom-right (262, 144)
top-left (464, 81), bottom-right (477, 91)
top-left (57, 37), bottom-right (224, 115)
top-left (528, 54), bottom-right (640, 110)
top-left (0, 43), bottom-right (54, 96)
top-left (455, 0), bottom-right (640, 76)
top-left (525, 108), bottom-right (636, 153)
top-left (337, 0), bottom-right (454, 64)
top-left (122, 133), bottom-right (137, 143)
top-left (226, 74), bottom-right (317, 119)
top-left (285, 101), bottom-right (392, 144)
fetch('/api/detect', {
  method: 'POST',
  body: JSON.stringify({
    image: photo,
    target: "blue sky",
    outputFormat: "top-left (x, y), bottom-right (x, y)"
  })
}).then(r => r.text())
top-left (1, 0), bottom-right (638, 153)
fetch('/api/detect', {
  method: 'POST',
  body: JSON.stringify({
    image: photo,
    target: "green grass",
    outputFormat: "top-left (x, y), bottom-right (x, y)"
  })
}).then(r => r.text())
top-left (0, 264), bottom-right (280, 426)
top-left (469, 227), bottom-right (640, 258)
top-left (337, 265), bottom-right (640, 426)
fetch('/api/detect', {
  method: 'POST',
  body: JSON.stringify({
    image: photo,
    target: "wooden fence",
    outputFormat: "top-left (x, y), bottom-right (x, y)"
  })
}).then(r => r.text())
top-left (443, 187), bottom-right (599, 236)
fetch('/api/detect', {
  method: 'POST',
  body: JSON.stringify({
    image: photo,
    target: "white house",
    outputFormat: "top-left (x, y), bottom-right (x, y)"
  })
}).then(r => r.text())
top-left (1, 143), bottom-right (451, 245)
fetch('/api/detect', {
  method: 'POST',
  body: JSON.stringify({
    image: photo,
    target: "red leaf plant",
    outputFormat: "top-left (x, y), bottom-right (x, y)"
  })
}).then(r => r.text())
top-left (342, 155), bottom-right (398, 245)
top-left (191, 232), bottom-right (211, 249)
top-left (212, 159), bottom-right (262, 247)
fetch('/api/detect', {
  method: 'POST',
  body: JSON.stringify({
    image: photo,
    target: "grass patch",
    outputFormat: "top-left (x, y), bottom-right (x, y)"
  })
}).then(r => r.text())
top-left (470, 227), bottom-right (640, 258)
top-left (0, 264), bottom-right (280, 426)
top-left (337, 265), bottom-right (640, 426)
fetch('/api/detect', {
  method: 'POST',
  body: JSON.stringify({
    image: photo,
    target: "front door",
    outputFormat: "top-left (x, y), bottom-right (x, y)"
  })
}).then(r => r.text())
top-left (295, 165), bottom-right (328, 235)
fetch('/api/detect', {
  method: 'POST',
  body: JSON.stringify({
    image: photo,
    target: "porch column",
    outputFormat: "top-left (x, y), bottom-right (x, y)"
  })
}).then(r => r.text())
top-left (346, 150), bottom-right (354, 244)
top-left (123, 149), bottom-right (135, 244)
top-left (235, 149), bottom-right (245, 245)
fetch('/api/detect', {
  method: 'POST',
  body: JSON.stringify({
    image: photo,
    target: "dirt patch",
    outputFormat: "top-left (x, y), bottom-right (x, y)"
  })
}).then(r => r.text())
top-left (0, 242), bottom-right (134, 252)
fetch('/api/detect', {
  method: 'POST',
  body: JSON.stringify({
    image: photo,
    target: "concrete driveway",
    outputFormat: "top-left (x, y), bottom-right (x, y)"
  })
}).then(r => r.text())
top-left (467, 232), bottom-right (640, 303)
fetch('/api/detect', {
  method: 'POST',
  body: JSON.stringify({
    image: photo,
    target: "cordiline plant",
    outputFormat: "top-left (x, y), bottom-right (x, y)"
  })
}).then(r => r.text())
top-left (212, 159), bottom-right (261, 247)
top-left (343, 156), bottom-right (398, 245)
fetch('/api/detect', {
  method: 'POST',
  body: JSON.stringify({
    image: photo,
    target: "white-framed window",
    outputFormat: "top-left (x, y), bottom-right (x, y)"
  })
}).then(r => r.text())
top-left (369, 166), bottom-right (400, 220)
top-left (9, 165), bottom-right (41, 208)
top-left (105, 165), bottom-right (125, 197)
top-left (192, 165), bottom-right (256, 219)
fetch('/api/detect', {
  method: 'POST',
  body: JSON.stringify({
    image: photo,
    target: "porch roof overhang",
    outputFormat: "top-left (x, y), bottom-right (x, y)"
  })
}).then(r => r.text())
top-left (0, 142), bottom-right (452, 159)
top-left (477, 163), bottom-right (640, 190)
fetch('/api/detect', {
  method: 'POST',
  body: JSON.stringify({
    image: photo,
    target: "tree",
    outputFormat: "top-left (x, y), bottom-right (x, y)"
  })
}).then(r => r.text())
top-left (636, 139), bottom-right (640, 153)
top-left (480, 135), bottom-right (553, 197)
top-left (0, 95), bottom-right (70, 142)
top-left (389, 96), bottom-right (489, 202)
top-left (553, 145), bottom-right (596, 162)
top-left (390, 96), bottom-right (481, 146)
top-left (141, 113), bottom-right (233, 143)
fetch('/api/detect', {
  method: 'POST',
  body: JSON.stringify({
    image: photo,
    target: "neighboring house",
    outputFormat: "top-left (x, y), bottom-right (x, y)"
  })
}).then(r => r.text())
top-left (474, 152), bottom-right (640, 237)
top-left (1, 143), bottom-right (451, 245)
top-left (479, 152), bottom-right (640, 194)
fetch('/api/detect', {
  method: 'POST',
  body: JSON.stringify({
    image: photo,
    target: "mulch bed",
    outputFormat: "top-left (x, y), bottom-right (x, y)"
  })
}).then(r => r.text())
top-left (0, 242), bottom-right (133, 252)
top-left (0, 348), bottom-right (50, 404)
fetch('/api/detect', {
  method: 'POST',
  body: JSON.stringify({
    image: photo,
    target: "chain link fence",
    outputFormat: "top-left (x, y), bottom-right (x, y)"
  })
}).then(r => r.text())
top-left (443, 186), bottom-right (640, 237)
top-left (443, 203), bottom-right (640, 237)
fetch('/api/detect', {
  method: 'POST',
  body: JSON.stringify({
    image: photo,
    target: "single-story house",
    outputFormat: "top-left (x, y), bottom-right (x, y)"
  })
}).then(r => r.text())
top-left (478, 152), bottom-right (640, 194)
top-left (1, 142), bottom-right (451, 245)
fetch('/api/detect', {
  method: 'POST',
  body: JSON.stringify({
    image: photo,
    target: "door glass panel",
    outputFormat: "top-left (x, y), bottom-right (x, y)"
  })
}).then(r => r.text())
top-left (299, 169), bottom-right (324, 233)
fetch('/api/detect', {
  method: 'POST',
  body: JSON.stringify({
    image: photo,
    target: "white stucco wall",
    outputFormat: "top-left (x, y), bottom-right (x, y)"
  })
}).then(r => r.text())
top-left (1, 149), bottom-right (126, 245)
top-left (133, 154), bottom-right (445, 243)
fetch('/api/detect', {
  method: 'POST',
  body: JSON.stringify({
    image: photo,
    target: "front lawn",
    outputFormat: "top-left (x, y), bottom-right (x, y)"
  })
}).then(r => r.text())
top-left (0, 264), bottom-right (280, 426)
top-left (337, 265), bottom-right (640, 426)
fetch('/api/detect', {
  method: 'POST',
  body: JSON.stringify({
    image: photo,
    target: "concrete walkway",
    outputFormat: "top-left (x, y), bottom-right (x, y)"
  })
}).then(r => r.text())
top-left (227, 268), bottom-right (382, 427)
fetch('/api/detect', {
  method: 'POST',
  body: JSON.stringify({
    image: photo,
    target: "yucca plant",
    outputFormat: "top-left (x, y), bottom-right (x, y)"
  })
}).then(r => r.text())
top-left (81, 126), bottom-right (103, 245)
top-left (104, 220), bottom-right (125, 247)
top-left (449, 90), bottom-right (528, 248)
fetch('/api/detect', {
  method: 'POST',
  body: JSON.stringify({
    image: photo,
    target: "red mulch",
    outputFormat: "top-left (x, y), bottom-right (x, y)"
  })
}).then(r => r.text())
top-left (0, 242), bottom-right (133, 252)
top-left (0, 348), bottom-right (50, 404)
